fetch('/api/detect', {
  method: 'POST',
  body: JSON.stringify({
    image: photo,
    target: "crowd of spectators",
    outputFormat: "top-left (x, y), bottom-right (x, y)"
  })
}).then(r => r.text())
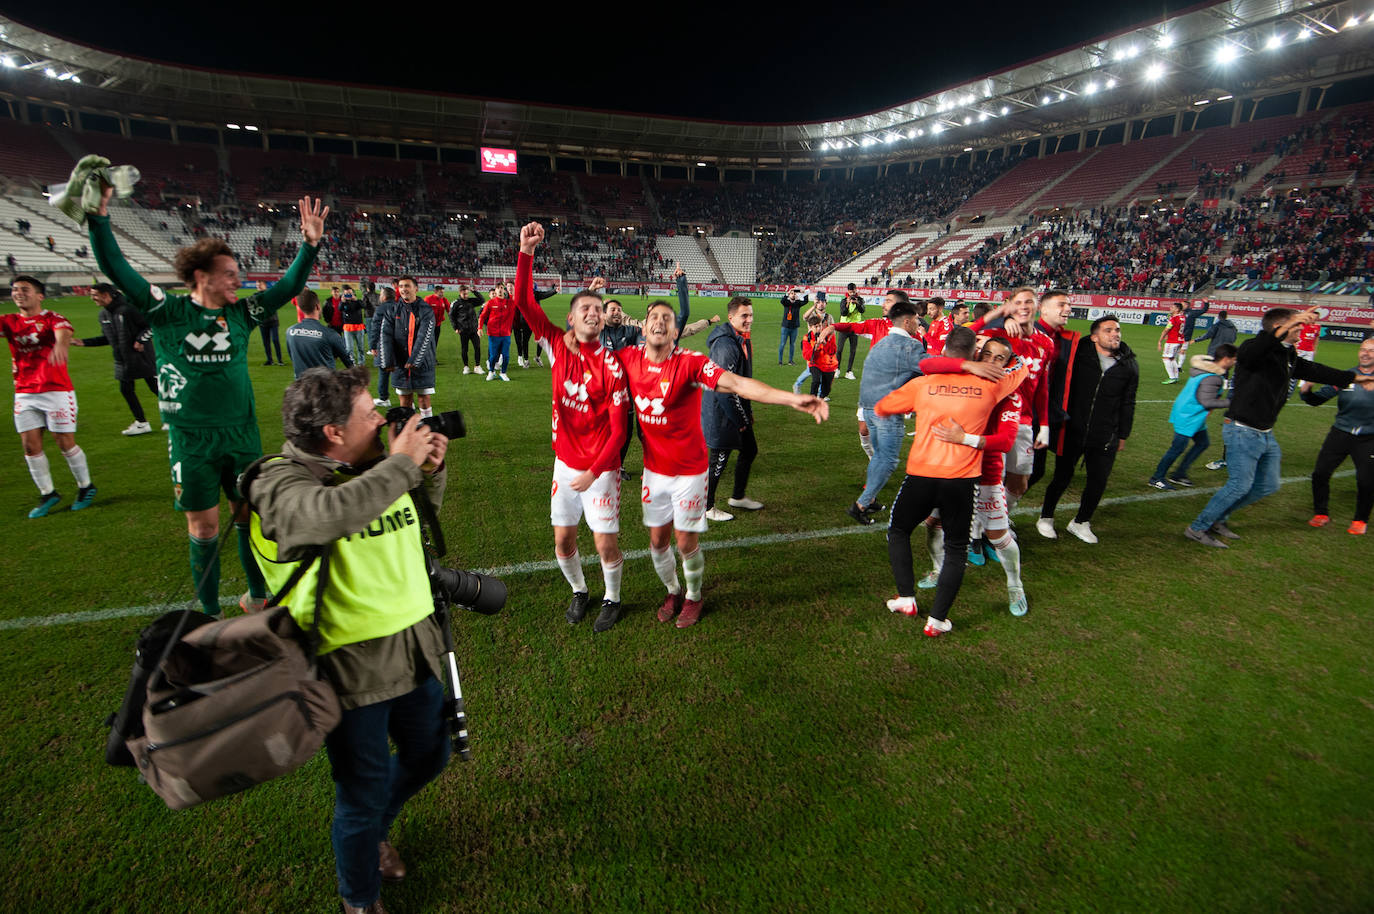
top-left (1217, 185), bottom-right (1374, 284)
top-left (758, 229), bottom-right (884, 283)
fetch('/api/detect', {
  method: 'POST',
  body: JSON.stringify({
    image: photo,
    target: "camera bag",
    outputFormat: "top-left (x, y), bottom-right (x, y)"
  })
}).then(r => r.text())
top-left (125, 548), bottom-right (341, 810)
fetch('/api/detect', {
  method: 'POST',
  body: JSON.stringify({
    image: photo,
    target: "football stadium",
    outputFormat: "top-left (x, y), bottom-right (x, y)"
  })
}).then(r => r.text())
top-left (1, 3), bottom-right (1372, 911)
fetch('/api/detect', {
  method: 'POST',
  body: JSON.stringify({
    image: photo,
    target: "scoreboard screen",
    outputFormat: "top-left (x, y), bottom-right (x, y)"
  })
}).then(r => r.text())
top-left (480, 147), bottom-right (518, 175)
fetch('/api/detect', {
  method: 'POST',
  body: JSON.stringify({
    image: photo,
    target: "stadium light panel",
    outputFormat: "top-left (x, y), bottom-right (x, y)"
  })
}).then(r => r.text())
top-left (696, 161), bottom-right (707, 166)
top-left (1, 57), bottom-right (12, 68)
top-left (43, 67), bottom-right (55, 78)
top-left (1344, 15), bottom-right (1359, 28)
top-left (1042, 96), bottom-right (1051, 105)
top-left (1266, 34), bottom-right (1283, 49)
top-left (1085, 82), bottom-right (1098, 94)
top-left (1058, 92), bottom-right (1066, 101)
top-left (1195, 99), bottom-right (1210, 105)
top-left (56, 72), bottom-right (71, 81)
top-left (885, 134), bottom-right (896, 143)
top-left (963, 146), bottom-right (973, 152)
top-left (1298, 27), bottom-right (1312, 39)
top-left (963, 116), bottom-right (972, 125)
top-left (1106, 78), bottom-right (1117, 88)
top-left (226, 123), bottom-right (240, 129)
top-left (1216, 43), bottom-right (1239, 64)
top-left (907, 129), bottom-right (917, 139)
top-left (978, 112), bottom-right (988, 121)
top-left (1217, 93), bottom-right (1233, 100)
top-left (245, 125), bottom-right (258, 131)
top-left (1157, 32), bottom-right (1173, 49)
top-left (71, 76), bottom-right (79, 84)
top-left (1145, 62), bottom-right (1165, 81)
top-left (1000, 106), bottom-right (1009, 115)
top-left (932, 124), bottom-right (944, 134)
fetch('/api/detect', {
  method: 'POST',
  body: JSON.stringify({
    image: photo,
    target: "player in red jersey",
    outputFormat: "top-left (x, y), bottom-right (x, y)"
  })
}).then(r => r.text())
top-left (833, 288), bottom-right (910, 459)
top-left (601, 296), bottom-right (827, 627)
top-left (917, 336), bottom-right (1028, 616)
top-left (924, 299), bottom-right (968, 356)
top-left (2, 275), bottom-right (96, 517)
top-left (967, 287), bottom-right (1053, 507)
top-left (514, 223), bottom-right (632, 632)
top-left (1157, 301), bottom-right (1186, 383)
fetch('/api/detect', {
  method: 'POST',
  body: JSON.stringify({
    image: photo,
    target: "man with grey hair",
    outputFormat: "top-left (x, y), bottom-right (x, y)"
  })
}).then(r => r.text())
top-left (244, 365), bottom-right (450, 914)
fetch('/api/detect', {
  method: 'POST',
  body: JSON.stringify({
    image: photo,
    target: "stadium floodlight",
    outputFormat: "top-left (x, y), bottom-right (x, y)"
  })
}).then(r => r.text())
top-left (1145, 62), bottom-right (1165, 81)
top-left (1058, 92), bottom-right (1066, 101)
top-left (963, 146), bottom-right (973, 152)
top-left (1085, 81), bottom-right (1098, 94)
top-left (1042, 96), bottom-right (1051, 105)
top-left (1000, 105), bottom-right (1010, 115)
top-left (885, 134), bottom-right (897, 143)
top-left (56, 72), bottom-right (71, 81)
top-left (1298, 27), bottom-right (1312, 39)
top-left (1344, 15), bottom-right (1360, 28)
top-left (1217, 93), bottom-right (1234, 100)
top-left (1266, 34), bottom-right (1283, 49)
top-left (696, 161), bottom-right (707, 166)
top-left (245, 125), bottom-right (259, 131)
top-left (226, 123), bottom-right (240, 129)
top-left (932, 123), bottom-right (944, 134)
top-left (71, 76), bottom-right (80, 84)
top-left (978, 112), bottom-right (988, 121)
top-left (1195, 99), bottom-right (1210, 105)
top-left (1106, 78), bottom-right (1117, 88)
top-left (963, 116), bottom-right (972, 125)
top-left (907, 129), bottom-right (917, 139)
top-left (1, 57), bottom-right (12, 68)
top-left (43, 67), bottom-right (55, 78)
top-left (1157, 32), bottom-right (1173, 49)
top-left (1216, 43), bottom-right (1239, 64)
top-left (916, 128), bottom-right (924, 136)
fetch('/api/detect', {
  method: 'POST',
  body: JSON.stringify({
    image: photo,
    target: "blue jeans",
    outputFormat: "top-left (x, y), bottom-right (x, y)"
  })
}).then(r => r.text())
top-left (1151, 429), bottom-right (1210, 481)
top-left (778, 325), bottom-right (798, 363)
top-left (325, 675), bottom-right (451, 908)
top-left (487, 335), bottom-right (511, 372)
top-left (1190, 422), bottom-right (1281, 531)
top-left (344, 328), bottom-right (368, 366)
top-left (858, 409), bottom-right (904, 509)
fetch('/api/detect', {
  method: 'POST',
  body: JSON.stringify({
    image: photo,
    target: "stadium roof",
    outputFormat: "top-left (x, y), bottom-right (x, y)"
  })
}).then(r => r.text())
top-left (0, 0), bottom-right (1371, 170)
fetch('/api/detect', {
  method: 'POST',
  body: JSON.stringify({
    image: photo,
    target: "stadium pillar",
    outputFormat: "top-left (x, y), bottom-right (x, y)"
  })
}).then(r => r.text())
top-left (1173, 111), bottom-right (1182, 137)
top-left (352, 139), bottom-right (358, 158)
top-left (1296, 85), bottom-right (1310, 117)
top-left (1232, 99), bottom-right (1244, 127)
top-left (1038, 137), bottom-right (1046, 158)
top-left (1122, 121), bottom-right (1132, 146)
top-left (1077, 130), bottom-right (1086, 152)
top-left (261, 132), bottom-right (269, 152)
top-left (71, 109), bottom-right (82, 133)
top-left (119, 117), bottom-right (130, 138)
top-left (307, 135), bottom-right (314, 155)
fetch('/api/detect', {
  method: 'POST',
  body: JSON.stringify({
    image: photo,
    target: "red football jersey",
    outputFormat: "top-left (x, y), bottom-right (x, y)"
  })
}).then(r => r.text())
top-left (834, 316), bottom-right (893, 348)
top-left (1165, 314), bottom-right (1184, 345)
top-left (616, 345), bottom-right (723, 475)
top-left (425, 293), bottom-right (449, 325)
top-left (1296, 322), bottom-right (1319, 353)
top-left (1, 310), bottom-right (74, 393)
top-left (925, 316), bottom-right (954, 355)
top-left (514, 252), bottom-right (628, 475)
top-left (979, 391), bottom-right (1023, 484)
top-left (971, 318), bottom-right (1052, 427)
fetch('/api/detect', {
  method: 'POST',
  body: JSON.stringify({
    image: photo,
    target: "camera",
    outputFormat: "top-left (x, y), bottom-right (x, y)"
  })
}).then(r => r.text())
top-left (427, 556), bottom-right (506, 615)
top-left (386, 406), bottom-right (467, 440)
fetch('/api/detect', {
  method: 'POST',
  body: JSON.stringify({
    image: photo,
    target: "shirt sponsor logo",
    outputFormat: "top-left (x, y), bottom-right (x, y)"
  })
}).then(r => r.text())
top-left (927, 383), bottom-right (984, 397)
top-left (184, 326), bottom-right (233, 363)
top-left (342, 505), bottom-right (417, 541)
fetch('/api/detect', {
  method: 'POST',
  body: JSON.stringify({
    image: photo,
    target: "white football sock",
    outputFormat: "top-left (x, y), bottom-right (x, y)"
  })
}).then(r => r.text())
top-left (990, 531), bottom-right (1022, 590)
top-left (62, 446), bottom-right (91, 487)
top-left (600, 556), bottom-right (623, 603)
top-left (650, 545), bottom-right (681, 595)
top-left (556, 550), bottom-right (587, 593)
top-left (927, 525), bottom-right (945, 574)
top-left (682, 547), bottom-right (705, 601)
top-left (419, 407), bottom-right (433, 419)
top-left (25, 453), bottom-right (53, 494)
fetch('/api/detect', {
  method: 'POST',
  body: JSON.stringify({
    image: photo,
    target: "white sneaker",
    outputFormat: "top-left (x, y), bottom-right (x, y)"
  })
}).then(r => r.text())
top-left (1035, 518), bottom-right (1057, 539)
top-left (500, 373), bottom-right (511, 381)
top-left (923, 617), bottom-right (953, 637)
top-left (728, 496), bottom-right (764, 510)
top-left (1066, 520), bottom-right (1098, 544)
top-left (704, 507), bottom-right (734, 522)
top-left (121, 420), bottom-right (153, 436)
top-left (845, 371), bottom-right (856, 380)
top-left (886, 595), bottom-right (918, 616)
top-left (486, 371), bottom-right (495, 381)
top-left (462, 366), bottom-right (471, 375)
top-left (372, 398), bottom-right (388, 407)
top-left (1008, 587), bottom-right (1028, 617)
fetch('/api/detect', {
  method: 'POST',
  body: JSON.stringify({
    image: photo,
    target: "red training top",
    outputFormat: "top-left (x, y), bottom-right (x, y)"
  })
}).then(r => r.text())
top-left (1, 310), bottom-right (74, 393)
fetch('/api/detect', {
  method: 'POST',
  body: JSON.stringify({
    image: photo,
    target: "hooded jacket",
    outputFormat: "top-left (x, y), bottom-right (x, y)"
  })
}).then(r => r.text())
top-left (701, 321), bottom-right (752, 449)
top-left (1061, 340), bottom-right (1138, 452)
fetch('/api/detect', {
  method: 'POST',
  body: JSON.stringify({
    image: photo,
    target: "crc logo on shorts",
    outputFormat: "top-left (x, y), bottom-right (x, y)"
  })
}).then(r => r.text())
top-left (591, 493), bottom-right (617, 508)
top-left (678, 495), bottom-right (703, 512)
top-left (158, 364), bottom-right (189, 401)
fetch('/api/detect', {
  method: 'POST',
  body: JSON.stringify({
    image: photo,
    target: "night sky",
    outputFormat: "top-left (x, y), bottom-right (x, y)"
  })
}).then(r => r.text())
top-left (14, 2), bottom-right (1181, 122)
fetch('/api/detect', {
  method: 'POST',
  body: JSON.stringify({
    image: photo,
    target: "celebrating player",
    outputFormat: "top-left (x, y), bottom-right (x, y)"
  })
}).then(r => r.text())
top-left (1158, 301), bottom-right (1185, 384)
top-left (90, 186), bottom-right (327, 616)
top-left (513, 222), bottom-right (632, 633)
top-left (594, 291), bottom-right (827, 627)
top-left (2, 276), bottom-right (96, 517)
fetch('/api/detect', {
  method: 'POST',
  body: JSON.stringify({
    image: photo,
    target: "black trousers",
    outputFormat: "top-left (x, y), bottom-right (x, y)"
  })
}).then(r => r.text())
top-left (259, 324), bottom-right (282, 362)
top-left (809, 368), bottom-right (834, 399)
top-left (459, 331), bottom-right (481, 367)
top-left (840, 333), bottom-right (859, 372)
top-left (1027, 439), bottom-right (1049, 490)
top-left (119, 376), bottom-right (158, 423)
top-left (514, 323), bottom-right (533, 360)
top-left (1312, 427), bottom-right (1374, 522)
top-left (1040, 440), bottom-right (1119, 524)
top-left (887, 475), bottom-right (976, 622)
top-left (706, 426), bottom-right (758, 507)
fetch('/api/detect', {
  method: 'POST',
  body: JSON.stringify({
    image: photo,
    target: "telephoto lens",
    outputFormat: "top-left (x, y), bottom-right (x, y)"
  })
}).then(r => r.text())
top-left (428, 559), bottom-right (506, 614)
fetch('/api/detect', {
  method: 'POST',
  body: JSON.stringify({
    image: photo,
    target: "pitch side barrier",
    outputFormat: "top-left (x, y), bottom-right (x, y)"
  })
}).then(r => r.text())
top-left (244, 274), bottom-right (1374, 338)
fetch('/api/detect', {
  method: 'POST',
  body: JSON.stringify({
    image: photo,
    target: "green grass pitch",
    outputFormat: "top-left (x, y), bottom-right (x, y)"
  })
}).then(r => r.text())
top-left (0, 291), bottom-right (1370, 912)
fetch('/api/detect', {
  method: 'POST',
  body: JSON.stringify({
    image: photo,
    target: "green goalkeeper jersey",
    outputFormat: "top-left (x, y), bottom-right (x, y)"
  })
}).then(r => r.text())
top-left (88, 215), bottom-right (318, 428)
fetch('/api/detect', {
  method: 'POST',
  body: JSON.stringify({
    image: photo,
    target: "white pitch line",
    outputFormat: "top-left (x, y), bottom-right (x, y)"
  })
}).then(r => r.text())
top-left (0, 470), bottom-right (1353, 633)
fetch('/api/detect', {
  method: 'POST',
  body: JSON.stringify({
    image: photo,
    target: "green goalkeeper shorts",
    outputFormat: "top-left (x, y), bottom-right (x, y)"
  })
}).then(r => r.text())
top-left (167, 424), bottom-right (263, 512)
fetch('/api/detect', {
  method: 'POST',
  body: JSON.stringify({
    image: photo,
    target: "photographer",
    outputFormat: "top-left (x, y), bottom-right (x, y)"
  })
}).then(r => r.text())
top-left (244, 365), bottom-right (450, 914)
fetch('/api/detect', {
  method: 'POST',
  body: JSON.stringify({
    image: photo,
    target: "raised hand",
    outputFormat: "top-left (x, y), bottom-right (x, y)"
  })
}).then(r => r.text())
top-left (298, 196), bottom-right (329, 246)
top-left (588, 276), bottom-right (607, 293)
top-left (519, 222), bottom-right (545, 254)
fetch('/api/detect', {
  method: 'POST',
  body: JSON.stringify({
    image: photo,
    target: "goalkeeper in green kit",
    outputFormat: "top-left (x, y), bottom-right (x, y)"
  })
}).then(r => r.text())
top-left (89, 185), bottom-right (329, 615)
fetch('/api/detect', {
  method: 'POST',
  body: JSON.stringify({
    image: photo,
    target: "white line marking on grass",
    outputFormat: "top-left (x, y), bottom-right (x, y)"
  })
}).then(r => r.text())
top-left (0, 470), bottom-right (1352, 633)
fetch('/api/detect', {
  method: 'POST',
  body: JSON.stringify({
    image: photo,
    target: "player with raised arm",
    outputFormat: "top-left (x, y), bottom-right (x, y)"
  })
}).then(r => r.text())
top-left (89, 186), bottom-right (327, 616)
top-left (590, 288), bottom-right (827, 627)
top-left (513, 222), bottom-right (632, 633)
top-left (966, 288), bottom-right (1053, 507)
top-left (1157, 301), bottom-right (1185, 384)
top-left (2, 276), bottom-right (96, 517)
